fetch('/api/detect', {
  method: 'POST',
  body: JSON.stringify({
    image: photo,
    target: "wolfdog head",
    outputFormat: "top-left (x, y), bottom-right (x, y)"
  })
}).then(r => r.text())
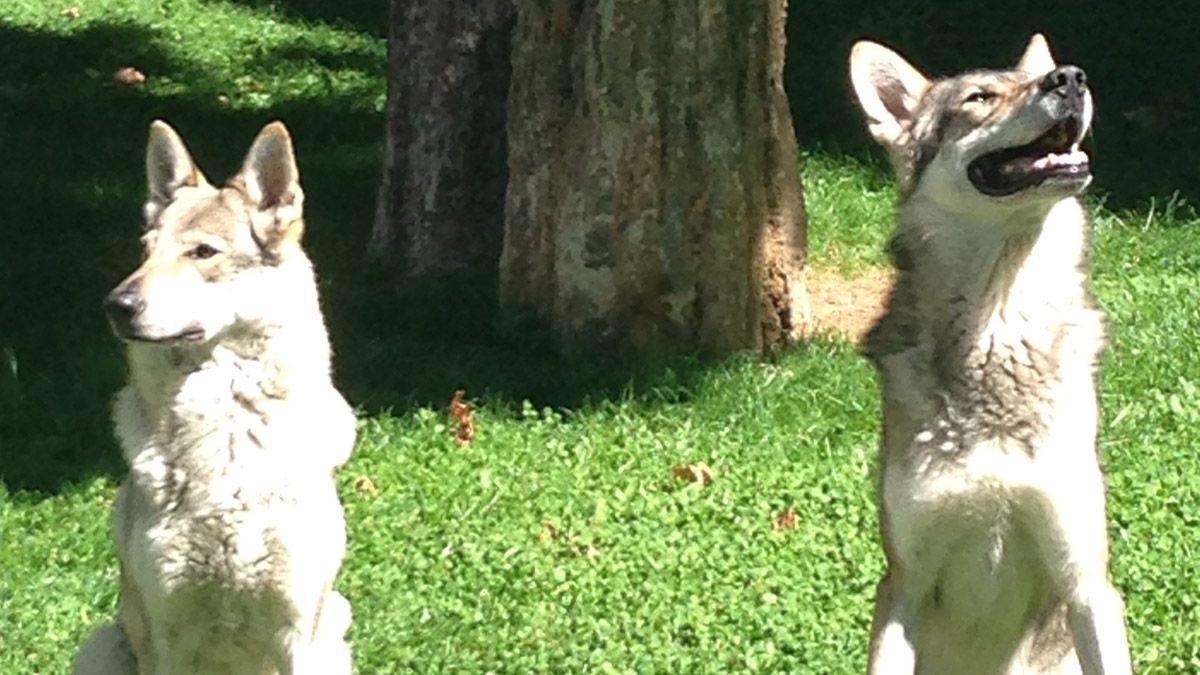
top-left (104, 121), bottom-right (314, 346)
top-left (849, 35), bottom-right (1093, 213)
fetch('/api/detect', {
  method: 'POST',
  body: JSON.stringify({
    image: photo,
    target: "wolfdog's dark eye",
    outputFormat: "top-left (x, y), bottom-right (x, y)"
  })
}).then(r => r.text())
top-left (188, 244), bottom-right (220, 260)
top-left (964, 90), bottom-right (995, 104)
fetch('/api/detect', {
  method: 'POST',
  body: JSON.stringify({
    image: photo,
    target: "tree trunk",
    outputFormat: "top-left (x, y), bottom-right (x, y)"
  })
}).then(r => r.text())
top-left (500, 0), bottom-right (808, 356)
top-left (371, 0), bottom-right (515, 276)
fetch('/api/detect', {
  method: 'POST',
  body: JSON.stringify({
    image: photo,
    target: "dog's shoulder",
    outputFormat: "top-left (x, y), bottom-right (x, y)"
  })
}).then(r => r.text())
top-left (272, 384), bottom-right (357, 470)
top-left (864, 230), bottom-right (923, 363)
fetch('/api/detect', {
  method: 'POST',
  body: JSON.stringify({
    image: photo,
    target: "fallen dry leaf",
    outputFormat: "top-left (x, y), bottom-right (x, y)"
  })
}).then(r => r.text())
top-left (539, 519), bottom-right (560, 544)
top-left (773, 507), bottom-right (798, 532)
top-left (538, 520), bottom-right (600, 559)
top-left (671, 462), bottom-right (715, 486)
top-left (354, 476), bottom-right (378, 498)
top-left (113, 66), bottom-right (146, 86)
top-left (449, 389), bottom-right (470, 420)
top-left (449, 389), bottom-right (474, 447)
top-left (455, 426), bottom-right (474, 446)
top-left (61, 6), bottom-right (81, 20)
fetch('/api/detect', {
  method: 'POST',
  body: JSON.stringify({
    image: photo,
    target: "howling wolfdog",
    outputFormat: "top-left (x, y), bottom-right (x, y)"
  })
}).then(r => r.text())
top-left (74, 121), bottom-right (356, 674)
top-left (849, 35), bottom-right (1132, 674)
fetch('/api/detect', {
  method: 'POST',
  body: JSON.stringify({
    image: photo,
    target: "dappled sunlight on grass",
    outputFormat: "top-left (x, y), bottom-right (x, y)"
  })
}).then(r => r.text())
top-left (802, 151), bottom-right (894, 273)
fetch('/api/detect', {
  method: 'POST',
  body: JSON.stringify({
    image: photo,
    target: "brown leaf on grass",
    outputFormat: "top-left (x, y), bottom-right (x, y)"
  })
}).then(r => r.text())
top-left (449, 389), bottom-right (470, 420)
top-left (354, 476), bottom-right (378, 498)
top-left (449, 389), bottom-right (474, 447)
top-left (671, 462), bottom-right (715, 486)
top-left (455, 424), bottom-right (474, 447)
top-left (61, 6), bottom-right (81, 20)
top-left (539, 520), bottom-right (560, 544)
top-left (538, 520), bottom-right (600, 559)
top-left (773, 507), bottom-right (798, 532)
top-left (113, 67), bottom-right (146, 86)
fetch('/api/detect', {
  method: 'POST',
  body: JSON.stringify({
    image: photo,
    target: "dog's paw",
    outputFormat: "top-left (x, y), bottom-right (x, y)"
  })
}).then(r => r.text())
top-left (72, 624), bottom-right (137, 675)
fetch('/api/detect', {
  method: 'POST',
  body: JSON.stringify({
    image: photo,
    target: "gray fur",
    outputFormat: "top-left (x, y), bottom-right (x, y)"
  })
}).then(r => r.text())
top-left (850, 36), bottom-right (1132, 674)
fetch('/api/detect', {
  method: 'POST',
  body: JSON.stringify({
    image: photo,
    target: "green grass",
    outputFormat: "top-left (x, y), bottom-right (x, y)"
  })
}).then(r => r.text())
top-left (802, 152), bottom-right (895, 274)
top-left (2, 0), bottom-right (1200, 672)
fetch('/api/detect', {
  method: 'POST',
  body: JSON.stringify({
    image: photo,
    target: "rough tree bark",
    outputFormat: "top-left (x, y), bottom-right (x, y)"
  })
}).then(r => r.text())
top-left (500, 0), bottom-right (808, 356)
top-left (370, 0), bottom-right (515, 275)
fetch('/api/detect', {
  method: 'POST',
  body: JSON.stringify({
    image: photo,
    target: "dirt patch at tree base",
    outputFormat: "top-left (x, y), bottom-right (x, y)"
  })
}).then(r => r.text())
top-left (804, 266), bottom-right (893, 344)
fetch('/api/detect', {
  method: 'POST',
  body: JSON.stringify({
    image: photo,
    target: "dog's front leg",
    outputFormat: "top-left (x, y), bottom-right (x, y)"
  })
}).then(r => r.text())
top-left (277, 591), bottom-right (351, 675)
top-left (1068, 576), bottom-right (1132, 674)
top-left (867, 571), bottom-right (917, 675)
top-left (1027, 473), bottom-right (1132, 675)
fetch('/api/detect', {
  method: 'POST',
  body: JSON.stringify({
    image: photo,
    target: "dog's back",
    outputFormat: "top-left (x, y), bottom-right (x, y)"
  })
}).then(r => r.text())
top-left (75, 122), bottom-right (355, 674)
top-left (850, 36), bottom-right (1131, 674)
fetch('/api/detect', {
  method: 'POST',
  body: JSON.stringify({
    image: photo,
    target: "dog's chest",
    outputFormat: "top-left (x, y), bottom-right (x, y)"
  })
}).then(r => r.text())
top-left (130, 435), bottom-right (301, 599)
top-left (940, 301), bottom-right (1077, 442)
top-left (883, 428), bottom-right (1057, 648)
top-left (884, 303), bottom-right (1097, 536)
top-left (124, 360), bottom-right (336, 601)
top-left (878, 292), bottom-right (1101, 622)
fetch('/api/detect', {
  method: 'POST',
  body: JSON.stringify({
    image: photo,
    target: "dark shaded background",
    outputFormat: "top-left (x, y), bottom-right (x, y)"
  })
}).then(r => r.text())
top-left (1, 0), bottom-right (1196, 491)
top-left (785, 0), bottom-right (1200, 208)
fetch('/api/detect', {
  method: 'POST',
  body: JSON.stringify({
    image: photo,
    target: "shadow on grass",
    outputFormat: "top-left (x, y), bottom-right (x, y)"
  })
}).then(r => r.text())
top-left (0, 19), bottom-right (715, 496)
top-left (0, 21), bottom-right (388, 494)
top-left (324, 266), bottom-right (718, 417)
top-left (218, 0), bottom-right (387, 37)
top-left (784, 0), bottom-right (1200, 210)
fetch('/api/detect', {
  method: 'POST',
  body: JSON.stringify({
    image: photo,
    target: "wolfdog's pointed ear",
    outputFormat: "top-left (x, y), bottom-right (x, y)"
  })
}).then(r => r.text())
top-left (849, 41), bottom-right (930, 149)
top-left (238, 121), bottom-right (305, 250)
top-left (1017, 34), bottom-right (1056, 77)
top-left (145, 120), bottom-right (207, 224)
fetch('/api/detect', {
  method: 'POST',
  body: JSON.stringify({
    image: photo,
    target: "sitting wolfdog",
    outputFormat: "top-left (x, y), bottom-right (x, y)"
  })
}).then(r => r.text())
top-left (74, 121), bottom-right (356, 674)
top-left (849, 35), bottom-right (1132, 674)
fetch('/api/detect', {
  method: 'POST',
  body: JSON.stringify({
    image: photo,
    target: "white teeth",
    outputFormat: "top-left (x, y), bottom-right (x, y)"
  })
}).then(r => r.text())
top-left (1039, 150), bottom-right (1089, 167)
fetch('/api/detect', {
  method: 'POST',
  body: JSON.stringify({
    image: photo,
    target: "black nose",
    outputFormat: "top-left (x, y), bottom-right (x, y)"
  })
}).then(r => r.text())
top-left (104, 288), bottom-right (144, 320)
top-left (1039, 65), bottom-right (1088, 98)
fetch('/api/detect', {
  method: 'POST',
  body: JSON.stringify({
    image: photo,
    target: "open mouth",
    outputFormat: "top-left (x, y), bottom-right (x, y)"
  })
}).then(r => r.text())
top-left (113, 325), bottom-right (207, 345)
top-left (967, 116), bottom-right (1090, 197)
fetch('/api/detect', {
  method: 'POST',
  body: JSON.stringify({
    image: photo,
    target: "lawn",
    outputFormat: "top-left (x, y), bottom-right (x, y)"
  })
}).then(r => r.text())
top-left (1, 1), bottom-right (1199, 673)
